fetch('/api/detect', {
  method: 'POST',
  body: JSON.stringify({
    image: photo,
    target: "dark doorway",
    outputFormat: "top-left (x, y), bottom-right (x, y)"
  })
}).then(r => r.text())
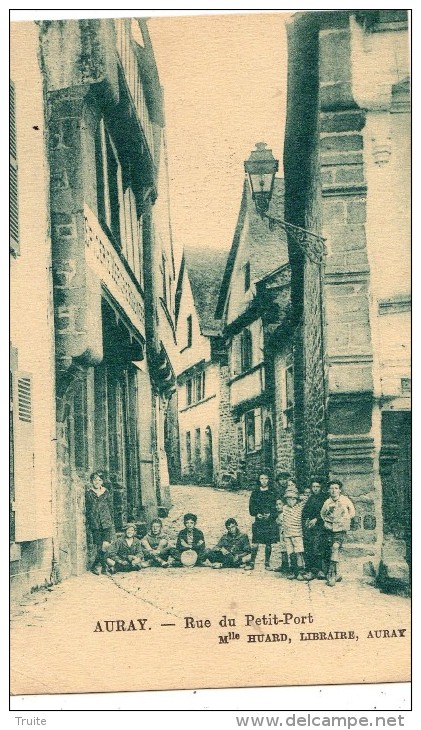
top-left (204, 426), bottom-right (214, 484)
top-left (94, 299), bottom-right (144, 529)
top-left (380, 411), bottom-right (411, 566)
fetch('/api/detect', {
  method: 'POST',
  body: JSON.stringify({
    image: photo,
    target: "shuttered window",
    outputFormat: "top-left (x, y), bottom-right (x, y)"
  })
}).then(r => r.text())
top-left (11, 370), bottom-right (36, 542)
top-left (17, 376), bottom-right (32, 422)
top-left (10, 80), bottom-right (19, 255)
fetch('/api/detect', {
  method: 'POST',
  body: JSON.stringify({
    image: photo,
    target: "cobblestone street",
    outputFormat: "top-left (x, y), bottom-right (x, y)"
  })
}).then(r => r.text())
top-left (11, 485), bottom-right (410, 697)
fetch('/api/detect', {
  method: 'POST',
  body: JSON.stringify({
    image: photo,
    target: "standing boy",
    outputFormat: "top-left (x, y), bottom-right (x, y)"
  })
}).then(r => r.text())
top-left (85, 471), bottom-right (115, 575)
top-left (320, 480), bottom-right (356, 587)
top-left (282, 483), bottom-right (308, 580)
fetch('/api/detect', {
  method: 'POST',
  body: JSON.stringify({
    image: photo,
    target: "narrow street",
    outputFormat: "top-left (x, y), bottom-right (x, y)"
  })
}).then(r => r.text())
top-left (11, 485), bottom-right (410, 696)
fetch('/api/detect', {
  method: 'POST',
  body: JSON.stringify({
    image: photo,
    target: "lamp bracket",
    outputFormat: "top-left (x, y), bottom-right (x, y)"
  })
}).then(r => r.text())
top-left (264, 213), bottom-right (326, 265)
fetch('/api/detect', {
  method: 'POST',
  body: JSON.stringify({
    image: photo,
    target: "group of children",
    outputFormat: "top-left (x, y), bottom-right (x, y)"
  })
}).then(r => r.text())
top-left (85, 471), bottom-right (355, 588)
top-left (267, 472), bottom-right (355, 587)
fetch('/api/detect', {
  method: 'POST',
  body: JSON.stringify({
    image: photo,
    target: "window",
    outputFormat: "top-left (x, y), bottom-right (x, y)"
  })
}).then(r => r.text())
top-left (185, 371), bottom-right (205, 406)
top-left (186, 378), bottom-right (193, 406)
top-left (240, 328), bottom-right (253, 372)
top-left (186, 315), bottom-right (193, 348)
top-left (10, 81), bottom-right (19, 256)
top-left (95, 119), bottom-right (122, 249)
top-left (244, 261), bottom-right (251, 291)
top-left (10, 363), bottom-right (36, 542)
top-left (196, 371), bottom-right (205, 402)
top-left (194, 428), bottom-right (201, 467)
top-left (283, 363), bottom-right (294, 429)
top-left (237, 422), bottom-right (245, 452)
top-left (123, 186), bottom-right (141, 281)
top-left (230, 339), bottom-right (240, 377)
top-left (245, 408), bottom-right (262, 453)
top-left (186, 432), bottom-right (192, 471)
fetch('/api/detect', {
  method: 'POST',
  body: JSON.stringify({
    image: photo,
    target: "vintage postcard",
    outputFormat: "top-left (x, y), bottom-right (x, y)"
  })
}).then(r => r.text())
top-left (10, 10), bottom-right (411, 698)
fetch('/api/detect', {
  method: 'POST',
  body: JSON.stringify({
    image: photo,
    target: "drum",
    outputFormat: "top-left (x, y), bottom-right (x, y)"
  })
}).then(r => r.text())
top-left (180, 549), bottom-right (198, 567)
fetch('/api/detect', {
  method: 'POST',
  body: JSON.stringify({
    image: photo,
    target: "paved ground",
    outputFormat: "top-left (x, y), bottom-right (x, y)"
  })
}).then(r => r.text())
top-left (11, 485), bottom-right (411, 697)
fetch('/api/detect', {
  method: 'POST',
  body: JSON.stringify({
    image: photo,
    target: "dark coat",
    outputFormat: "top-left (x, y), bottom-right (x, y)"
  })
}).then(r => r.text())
top-left (216, 530), bottom-right (251, 558)
top-left (112, 536), bottom-right (144, 562)
top-left (176, 527), bottom-right (206, 554)
top-left (85, 487), bottom-right (114, 531)
top-left (249, 488), bottom-right (279, 544)
top-left (302, 492), bottom-right (326, 529)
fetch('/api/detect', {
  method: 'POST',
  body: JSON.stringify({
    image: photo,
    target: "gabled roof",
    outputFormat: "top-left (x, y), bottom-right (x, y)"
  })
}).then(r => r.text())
top-left (175, 246), bottom-right (228, 336)
top-left (215, 177), bottom-right (289, 320)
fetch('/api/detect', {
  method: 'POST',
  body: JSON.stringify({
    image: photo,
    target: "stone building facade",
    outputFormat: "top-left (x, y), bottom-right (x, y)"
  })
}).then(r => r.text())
top-left (174, 248), bottom-right (227, 485)
top-left (11, 18), bottom-right (177, 593)
top-left (284, 10), bottom-right (410, 581)
top-left (215, 179), bottom-right (295, 489)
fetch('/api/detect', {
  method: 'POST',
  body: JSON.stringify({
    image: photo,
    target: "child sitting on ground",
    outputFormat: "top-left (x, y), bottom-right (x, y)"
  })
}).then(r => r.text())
top-left (174, 513), bottom-right (206, 566)
top-left (205, 518), bottom-right (252, 569)
top-left (106, 523), bottom-right (146, 573)
top-left (140, 518), bottom-right (173, 568)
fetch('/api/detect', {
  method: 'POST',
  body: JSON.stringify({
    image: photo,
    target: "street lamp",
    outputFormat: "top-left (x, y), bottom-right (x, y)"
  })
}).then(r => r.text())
top-left (244, 142), bottom-right (279, 215)
top-left (244, 142), bottom-right (325, 264)
top-left (245, 143), bottom-right (329, 483)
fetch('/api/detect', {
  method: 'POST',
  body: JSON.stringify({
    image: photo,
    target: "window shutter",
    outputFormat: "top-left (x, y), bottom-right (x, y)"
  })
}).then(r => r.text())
top-left (12, 371), bottom-right (36, 542)
top-left (238, 418), bottom-right (245, 453)
top-left (10, 80), bottom-right (20, 256)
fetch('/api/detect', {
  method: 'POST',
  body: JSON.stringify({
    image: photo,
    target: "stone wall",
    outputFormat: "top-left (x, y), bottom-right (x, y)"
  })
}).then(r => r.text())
top-left (272, 352), bottom-right (295, 479)
top-left (218, 364), bottom-right (242, 487)
top-left (284, 13), bottom-right (384, 572)
top-left (302, 259), bottom-right (329, 484)
top-left (318, 19), bottom-right (381, 568)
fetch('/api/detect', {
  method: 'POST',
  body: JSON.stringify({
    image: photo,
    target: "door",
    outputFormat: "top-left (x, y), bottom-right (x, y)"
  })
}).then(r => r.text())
top-left (204, 426), bottom-right (214, 484)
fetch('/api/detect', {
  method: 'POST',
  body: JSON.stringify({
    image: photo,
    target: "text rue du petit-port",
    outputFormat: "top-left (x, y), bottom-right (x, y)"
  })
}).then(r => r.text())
top-left (93, 613), bottom-right (407, 645)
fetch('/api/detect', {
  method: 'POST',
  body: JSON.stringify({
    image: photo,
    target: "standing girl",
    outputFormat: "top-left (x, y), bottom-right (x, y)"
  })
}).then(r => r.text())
top-left (246, 472), bottom-right (279, 570)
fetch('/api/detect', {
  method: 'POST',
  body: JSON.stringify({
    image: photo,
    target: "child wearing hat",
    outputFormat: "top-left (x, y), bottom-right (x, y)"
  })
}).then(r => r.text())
top-left (272, 497), bottom-right (290, 574)
top-left (106, 523), bottom-right (146, 573)
top-left (320, 480), bottom-right (355, 587)
top-left (282, 482), bottom-right (309, 580)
